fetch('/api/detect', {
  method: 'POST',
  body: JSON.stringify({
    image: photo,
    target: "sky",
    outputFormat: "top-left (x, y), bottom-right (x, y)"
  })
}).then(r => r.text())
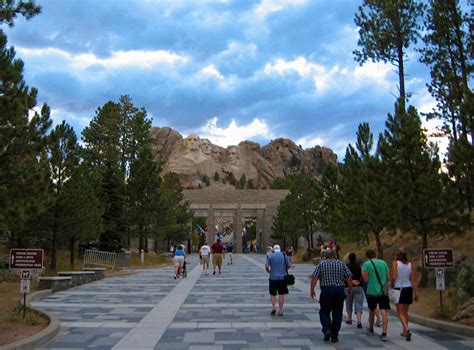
top-left (4, 0), bottom-right (447, 159)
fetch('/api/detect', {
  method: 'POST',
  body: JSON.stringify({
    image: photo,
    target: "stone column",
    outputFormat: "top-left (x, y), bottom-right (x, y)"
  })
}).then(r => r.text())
top-left (234, 207), bottom-right (243, 253)
top-left (256, 209), bottom-right (265, 251)
top-left (207, 205), bottom-right (215, 244)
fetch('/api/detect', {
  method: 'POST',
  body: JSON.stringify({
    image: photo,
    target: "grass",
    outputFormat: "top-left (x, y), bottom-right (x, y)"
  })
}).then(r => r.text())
top-left (0, 275), bottom-right (49, 346)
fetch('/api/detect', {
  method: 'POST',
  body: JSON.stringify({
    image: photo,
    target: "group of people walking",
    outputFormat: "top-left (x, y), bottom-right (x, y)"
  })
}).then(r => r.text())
top-left (311, 248), bottom-right (418, 344)
top-left (173, 241), bottom-right (419, 346)
top-left (198, 239), bottom-right (234, 275)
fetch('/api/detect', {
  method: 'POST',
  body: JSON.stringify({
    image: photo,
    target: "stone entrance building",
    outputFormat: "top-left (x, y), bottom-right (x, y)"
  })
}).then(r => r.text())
top-left (183, 189), bottom-right (289, 253)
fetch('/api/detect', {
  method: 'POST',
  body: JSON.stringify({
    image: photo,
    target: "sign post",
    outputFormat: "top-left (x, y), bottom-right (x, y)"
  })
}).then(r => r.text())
top-left (423, 249), bottom-right (453, 312)
top-left (9, 249), bottom-right (44, 318)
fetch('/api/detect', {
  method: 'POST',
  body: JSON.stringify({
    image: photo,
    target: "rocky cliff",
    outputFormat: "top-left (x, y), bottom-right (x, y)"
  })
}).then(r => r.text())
top-left (150, 127), bottom-right (337, 189)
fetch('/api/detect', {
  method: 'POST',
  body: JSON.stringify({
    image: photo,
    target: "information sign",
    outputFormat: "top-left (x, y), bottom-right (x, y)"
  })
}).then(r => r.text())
top-left (9, 249), bottom-right (44, 269)
top-left (20, 279), bottom-right (30, 293)
top-left (436, 277), bottom-right (445, 291)
top-left (21, 270), bottom-right (31, 279)
top-left (423, 249), bottom-right (454, 268)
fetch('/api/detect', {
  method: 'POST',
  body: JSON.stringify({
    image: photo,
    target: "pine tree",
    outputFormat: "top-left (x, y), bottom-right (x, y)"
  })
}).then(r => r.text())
top-left (128, 145), bottom-right (162, 252)
top-left (82, 96), bottom-right (152, 250)
top-left (57, 162), bottom-right (103, 267)
top-left (353, 0), bottom-right (424, 109)
top-left (419, 0), bottom-right (473, 211)
top-left (46, 121), bottom-right (80, 269)
top-left (155, 173), bottom-right (192, 250)
top-left (379, 104), bottom-right (465, 286)
top-left (331, 123), bottom-right (394, 259)
top-left (0, 0), bottom-right (41, 27)
top-left (0, 28), bottom-right (52, 244)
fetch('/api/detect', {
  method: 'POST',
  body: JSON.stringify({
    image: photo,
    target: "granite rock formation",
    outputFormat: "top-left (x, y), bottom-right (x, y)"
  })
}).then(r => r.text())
top-left (150, 126), bottom-right (337, 189)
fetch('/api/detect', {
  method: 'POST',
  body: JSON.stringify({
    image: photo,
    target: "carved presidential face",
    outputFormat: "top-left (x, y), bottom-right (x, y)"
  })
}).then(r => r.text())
top-left (227, 146), bottom-right (239, 164)
top-left (200, 138), bottom-right (211, 155)
top-left (183, 134), bottom-right (200, 152)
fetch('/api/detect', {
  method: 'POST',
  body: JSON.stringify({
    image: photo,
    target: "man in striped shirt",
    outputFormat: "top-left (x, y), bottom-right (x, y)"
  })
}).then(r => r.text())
top-left (310, 249), bottom-right (353, 344)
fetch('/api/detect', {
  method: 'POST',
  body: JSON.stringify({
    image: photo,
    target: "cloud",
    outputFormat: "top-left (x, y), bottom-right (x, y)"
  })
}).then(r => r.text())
top-left (296, 124), bottom-right (351, 158)
top-left (264, 56), bottom-right (392, 94)
top-left (254, 0), bottom-right (307, 18)
top-left (197, 117), bottom-right (273, 147)
top-left (17, 47), bottom-right (188, 71)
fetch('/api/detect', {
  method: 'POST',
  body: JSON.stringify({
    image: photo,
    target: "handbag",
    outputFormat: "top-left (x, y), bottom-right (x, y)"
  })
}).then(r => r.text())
top-left (284, 254), bottom-right (295, 286)
top-left (389, 288), bottom-right (401, 303)
top-left (369, 260), bottom-right (389, 296)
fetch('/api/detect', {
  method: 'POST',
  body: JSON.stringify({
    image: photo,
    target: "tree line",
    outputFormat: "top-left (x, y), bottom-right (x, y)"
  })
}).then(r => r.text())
top-left (272, 0), bottom-right (472, 287)
top-left (0, 2), bottom-right (191, 270)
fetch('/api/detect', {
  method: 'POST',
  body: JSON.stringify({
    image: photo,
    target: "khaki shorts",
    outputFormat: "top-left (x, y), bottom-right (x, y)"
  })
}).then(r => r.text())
top-left (212, 253), bottom-right (223, 268)
top-left (202, 256), bottom-right (210, 265)
top-left (173, 256), bottom-right (185, 268)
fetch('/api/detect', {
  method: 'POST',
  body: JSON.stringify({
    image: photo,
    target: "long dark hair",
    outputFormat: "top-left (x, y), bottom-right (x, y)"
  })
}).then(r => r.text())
top-left (395, 248), bottom-right (408, 263)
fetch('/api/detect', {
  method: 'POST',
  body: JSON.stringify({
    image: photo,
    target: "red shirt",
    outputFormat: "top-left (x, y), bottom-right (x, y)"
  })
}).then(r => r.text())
top-left (211, 242), bottom-right (225, 254)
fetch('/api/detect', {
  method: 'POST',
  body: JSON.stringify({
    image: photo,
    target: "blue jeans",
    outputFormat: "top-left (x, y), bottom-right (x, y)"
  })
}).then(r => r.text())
top-left (319, 286), bottom-right (346, 338)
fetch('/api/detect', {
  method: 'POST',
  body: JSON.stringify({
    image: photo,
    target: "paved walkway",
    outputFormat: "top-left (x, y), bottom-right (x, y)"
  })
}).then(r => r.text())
top-left (33, 254), bottom-right (474, 349)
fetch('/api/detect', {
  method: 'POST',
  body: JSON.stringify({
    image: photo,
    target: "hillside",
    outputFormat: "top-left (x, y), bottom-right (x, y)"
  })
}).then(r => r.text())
top-left (150, 127), bottom-right (337, 189)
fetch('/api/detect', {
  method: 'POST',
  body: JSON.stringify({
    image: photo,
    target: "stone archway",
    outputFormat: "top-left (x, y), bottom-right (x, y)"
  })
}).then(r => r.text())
top-left (183, 189), bottom-right (288, 253)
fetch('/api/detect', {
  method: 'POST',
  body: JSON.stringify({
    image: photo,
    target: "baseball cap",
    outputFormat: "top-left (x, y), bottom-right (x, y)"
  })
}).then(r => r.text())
top-left (273, 244), bottom-right (281, 252)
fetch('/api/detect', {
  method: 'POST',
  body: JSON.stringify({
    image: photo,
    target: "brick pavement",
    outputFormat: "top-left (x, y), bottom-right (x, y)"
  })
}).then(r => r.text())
top-left (32, 254), bottom-right (474, 349)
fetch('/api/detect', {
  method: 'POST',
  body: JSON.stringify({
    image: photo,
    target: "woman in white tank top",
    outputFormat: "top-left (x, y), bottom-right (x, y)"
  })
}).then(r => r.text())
top-left (391, 248), bottom-right (419, 341)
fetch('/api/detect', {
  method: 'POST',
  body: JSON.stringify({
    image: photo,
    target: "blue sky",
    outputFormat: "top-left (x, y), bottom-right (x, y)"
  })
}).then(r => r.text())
top-left (5, 0), bottom-right (443, 158)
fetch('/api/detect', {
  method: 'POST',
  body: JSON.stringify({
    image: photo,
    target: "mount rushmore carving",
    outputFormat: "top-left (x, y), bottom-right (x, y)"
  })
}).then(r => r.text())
top-left (150, 126), bottom-right (337, 189)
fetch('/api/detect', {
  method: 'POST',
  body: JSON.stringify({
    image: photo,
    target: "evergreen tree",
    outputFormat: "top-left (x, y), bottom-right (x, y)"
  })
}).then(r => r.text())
top-left (354, 0), bottom-right (424, 108)
top-left (128, 145), bottom-right (162, 252)
top-left (82, 96), bottom-right (152, 250)
top-left (157, 173), bottom-right (192, 250)
top-left (331, 123), bottom-right (394, 258)
top-left (0, 0), bottom-right (41, 27)
top-left (0, 28), bottom-right (52, 244)
top-left (46, 121), bottom-right (80, 269)
top-left (99, 161), bottom-right (126, 252)
top-left (57, 162), bottom-right (103, 267)
top-left (420, 0), bottom-right (471, 141)
top-left (238, 174), bottom-right (247, 189)
top-left (272, 173), bottom-right (321, 251)
top-left (379, 104), bottom-right (465, 286)
top-left (419, 0), bottom-right (473, 211)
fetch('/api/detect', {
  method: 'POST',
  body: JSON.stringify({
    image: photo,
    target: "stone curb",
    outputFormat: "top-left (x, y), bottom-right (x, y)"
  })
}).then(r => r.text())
top-left (388, 304), bottom-right (474, 337)
top-left (0, 289), bottom-right (60, 350)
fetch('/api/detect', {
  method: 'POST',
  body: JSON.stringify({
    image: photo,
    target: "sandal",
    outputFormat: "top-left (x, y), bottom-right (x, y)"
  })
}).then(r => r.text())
top-left (400, 331), bottom-right (412, 341)
top-left (345, 320), bottom-right (352, 325)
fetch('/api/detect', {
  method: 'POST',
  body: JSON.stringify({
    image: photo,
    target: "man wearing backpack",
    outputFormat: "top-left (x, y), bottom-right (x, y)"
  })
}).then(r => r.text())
top-left (362, 249), bottom-right (391, 342)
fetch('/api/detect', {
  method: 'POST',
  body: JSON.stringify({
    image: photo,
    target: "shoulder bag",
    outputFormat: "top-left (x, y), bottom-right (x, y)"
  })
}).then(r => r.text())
top-left (283, 254), bottom-right (295, 286)
top-left (369, 260), bottom-right (389, 296)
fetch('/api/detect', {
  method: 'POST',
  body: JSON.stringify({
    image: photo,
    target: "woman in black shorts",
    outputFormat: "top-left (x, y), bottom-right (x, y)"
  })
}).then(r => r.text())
top-left (391, 249), bottom-right (419, 341)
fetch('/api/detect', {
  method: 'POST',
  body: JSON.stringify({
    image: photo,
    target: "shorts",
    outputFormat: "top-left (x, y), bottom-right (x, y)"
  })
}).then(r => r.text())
top-left (173, 256), bottom-right (185, 268)
top-left (202, 256), bottom-right (210, 265)
top-left (346, 286), bottom-right (364, 313)
top-left (269, 279), bottom-right (288, 296)
top-left (396, 287), bottom-right (413, 305)
top-left (366, 295), bottom-right (391, 310)
top-left (212, 253), bottom-right (223, 268)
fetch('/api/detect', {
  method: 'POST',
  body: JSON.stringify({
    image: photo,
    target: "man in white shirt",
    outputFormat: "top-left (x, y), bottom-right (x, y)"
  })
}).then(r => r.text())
top-left (200, 242), bottom-right (211, 275)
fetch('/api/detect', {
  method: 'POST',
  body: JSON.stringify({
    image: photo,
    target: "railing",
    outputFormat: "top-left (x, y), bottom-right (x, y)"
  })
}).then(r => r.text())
top-left (83, 249), bottom-right (116, 269)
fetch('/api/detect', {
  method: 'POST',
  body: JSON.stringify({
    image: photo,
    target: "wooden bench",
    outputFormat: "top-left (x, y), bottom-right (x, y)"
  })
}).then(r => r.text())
top-left (38, 276), bottom-right (72, 292)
